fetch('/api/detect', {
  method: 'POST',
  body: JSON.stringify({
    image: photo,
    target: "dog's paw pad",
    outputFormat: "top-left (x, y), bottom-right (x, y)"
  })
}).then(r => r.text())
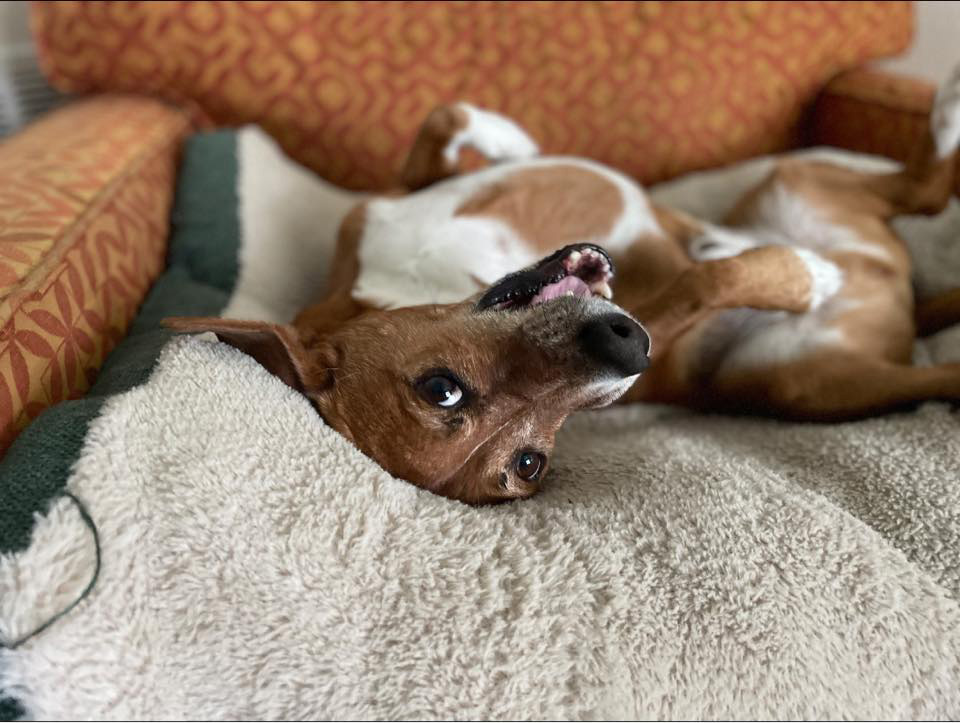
top-left (932, 61), bottom-right (960, 158)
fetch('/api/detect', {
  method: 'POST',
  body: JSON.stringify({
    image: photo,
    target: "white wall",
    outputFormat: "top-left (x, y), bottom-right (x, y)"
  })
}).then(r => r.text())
top-left (875, 0), bottom-right (960, 84)
top-left (0, 0), bottom-right (31, 51)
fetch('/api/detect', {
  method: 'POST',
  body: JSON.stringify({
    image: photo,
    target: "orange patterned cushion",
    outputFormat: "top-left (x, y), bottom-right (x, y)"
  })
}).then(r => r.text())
top-left (32, 1), bottom-right (912, 190)
top-left (0, 96), bottom-right (189, 452)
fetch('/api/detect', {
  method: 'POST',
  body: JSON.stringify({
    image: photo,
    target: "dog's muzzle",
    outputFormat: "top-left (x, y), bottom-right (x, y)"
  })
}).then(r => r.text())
top-left (477, 243), bottom-right (651, 383)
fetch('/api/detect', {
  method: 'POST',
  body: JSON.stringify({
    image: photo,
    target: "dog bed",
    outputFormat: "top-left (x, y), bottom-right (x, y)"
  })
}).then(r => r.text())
top-left (1, 128), bottom-right (959, 719)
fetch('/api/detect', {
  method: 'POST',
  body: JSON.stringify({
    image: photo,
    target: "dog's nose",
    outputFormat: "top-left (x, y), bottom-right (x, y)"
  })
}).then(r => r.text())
top-left (578, 312), bottom-right (650, 377)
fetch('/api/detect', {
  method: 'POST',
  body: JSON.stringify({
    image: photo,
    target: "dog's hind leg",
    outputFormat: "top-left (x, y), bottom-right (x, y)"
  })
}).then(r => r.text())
top-left (629, 244), bottom-right (838, 360)
top-left (707, 352), bottom-right (960, 421)
top-left (723, 63), bottom-right (960, 229)
top-left (400, 103), bottom-right (539, 190)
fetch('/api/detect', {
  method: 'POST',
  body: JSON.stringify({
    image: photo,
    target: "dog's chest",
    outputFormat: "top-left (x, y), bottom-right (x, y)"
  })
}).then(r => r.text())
top-left (350, 158), bottom-right (660, 309)
top-left (351, 188), bottom-right (538, 310)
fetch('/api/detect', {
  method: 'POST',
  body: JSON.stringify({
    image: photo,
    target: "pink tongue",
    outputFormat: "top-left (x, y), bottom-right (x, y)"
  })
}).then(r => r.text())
top-left (530, 275), bottom-right (591, 305)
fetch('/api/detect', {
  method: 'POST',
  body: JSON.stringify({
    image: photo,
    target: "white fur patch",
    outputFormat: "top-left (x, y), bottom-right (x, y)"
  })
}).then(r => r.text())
top-left (583, 373), bottom-right (641, 408)
top-left (680, 161), bottom-right (893, 268)
top-left (932, 62), bottom-right (960, 159)
top-left (586, 159), bottom-right (664, 251)
top-left (792, 248), bottom-right (843, 309)
top-left (688, 225), bottom-right (759, 261)
top-left (445, 103), bottom-right (540, 165)
top-left (750, 182), bottom-right (892, 263)
top-left (650, 148), bottom-right (899, 221)
top-left (352, 158), bottom-right (662, 309)
top-left (353, 168), bottom-right (538, 309)
top-left (713, 305), bottom-right (849, 373)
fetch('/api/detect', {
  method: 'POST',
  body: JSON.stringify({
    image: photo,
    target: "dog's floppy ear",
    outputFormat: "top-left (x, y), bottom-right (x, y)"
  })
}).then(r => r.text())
top-left (162, 317), bottom-right (332, 394)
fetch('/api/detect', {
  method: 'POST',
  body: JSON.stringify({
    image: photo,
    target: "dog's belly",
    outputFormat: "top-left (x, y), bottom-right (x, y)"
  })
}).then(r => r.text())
top-left (351, 157), bottom-right (661, 309)
top-left (684, 201), bottom-right (885, 375)
top-left (690, 306), bottom-right (849, 381)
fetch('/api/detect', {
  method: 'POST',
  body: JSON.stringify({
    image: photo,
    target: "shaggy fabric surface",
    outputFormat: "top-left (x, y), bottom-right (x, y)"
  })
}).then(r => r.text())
top-left (1, 130), bottom-right (959, 719)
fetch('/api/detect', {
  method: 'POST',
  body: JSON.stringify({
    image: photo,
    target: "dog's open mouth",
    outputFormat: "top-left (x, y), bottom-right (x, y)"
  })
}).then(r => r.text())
top-left (476, 243), bottom-right (615, 312)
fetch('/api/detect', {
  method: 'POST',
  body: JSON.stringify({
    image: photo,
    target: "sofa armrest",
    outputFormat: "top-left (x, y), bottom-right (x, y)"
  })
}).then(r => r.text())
top-left (806, 67), bottom-right (937, 164)
top-left (0, 95), bottom-right (189, 453)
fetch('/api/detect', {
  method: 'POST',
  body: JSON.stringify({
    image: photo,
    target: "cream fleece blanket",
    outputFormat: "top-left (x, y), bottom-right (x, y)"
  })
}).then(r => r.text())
top-left (2, 132), bottom-right (959, 719)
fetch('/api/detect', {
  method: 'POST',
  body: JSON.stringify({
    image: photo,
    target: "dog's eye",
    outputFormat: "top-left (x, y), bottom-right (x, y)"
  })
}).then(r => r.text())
top-left (515, 450), bottom-right (545, 481)
top-left (417, 375), bottom-right (464, 408)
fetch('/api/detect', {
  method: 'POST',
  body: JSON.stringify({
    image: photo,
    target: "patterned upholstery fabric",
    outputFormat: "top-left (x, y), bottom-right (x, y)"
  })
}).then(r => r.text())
top-left (32, 1), bottom-right (913, 190)
top-left (0, 96), bottom-right (189, 452)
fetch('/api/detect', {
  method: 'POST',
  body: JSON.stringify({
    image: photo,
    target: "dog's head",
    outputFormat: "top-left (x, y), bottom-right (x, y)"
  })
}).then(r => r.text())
top-left (164, 244), bottom-right (649, 504)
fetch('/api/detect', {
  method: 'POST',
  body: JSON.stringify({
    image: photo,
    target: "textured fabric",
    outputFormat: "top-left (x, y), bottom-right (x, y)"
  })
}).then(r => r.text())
top-left (2, 327), bottom-right (959, 719)
top-left (31, 1), bottom-right (913, 190)
top-left (0, 129), bottom-right (241, 555)
top-left (0, 96), bottom-right (189, 454)
top-left (2, 133), bottom-right (960, 718)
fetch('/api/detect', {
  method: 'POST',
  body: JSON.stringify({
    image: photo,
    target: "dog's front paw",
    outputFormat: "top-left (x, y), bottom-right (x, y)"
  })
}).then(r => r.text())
top-left (932, 62), bottom-right (960, 158)
top-left (444, 103), bottom-right (540, 164)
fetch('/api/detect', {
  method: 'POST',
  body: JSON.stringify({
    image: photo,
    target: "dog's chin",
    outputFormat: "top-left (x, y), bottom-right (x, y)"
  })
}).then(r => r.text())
top-left (582, 373), bottom-right (642, 409)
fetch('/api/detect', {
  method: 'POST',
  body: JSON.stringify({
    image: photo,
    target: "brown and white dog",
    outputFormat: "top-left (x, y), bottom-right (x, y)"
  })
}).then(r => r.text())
top-left (167, 65), bottom-right (960, 504)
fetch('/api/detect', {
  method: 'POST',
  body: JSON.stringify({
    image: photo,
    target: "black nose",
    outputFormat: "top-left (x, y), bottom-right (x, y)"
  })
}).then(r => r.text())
top-left (578, 313), bottom-right (651, 377)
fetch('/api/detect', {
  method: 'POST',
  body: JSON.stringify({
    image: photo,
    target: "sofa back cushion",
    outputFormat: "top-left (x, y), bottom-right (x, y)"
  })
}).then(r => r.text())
top-left (32, 1), bottom-right (912, 189)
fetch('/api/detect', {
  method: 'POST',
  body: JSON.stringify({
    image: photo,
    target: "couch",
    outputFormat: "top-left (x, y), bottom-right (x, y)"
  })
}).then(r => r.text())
top-left (2, 1), bottom-right (957, 718)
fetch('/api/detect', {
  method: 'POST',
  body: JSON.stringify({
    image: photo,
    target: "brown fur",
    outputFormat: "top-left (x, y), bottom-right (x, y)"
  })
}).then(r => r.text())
top-left (455, 165), bottom-right (623, 254)
top-left (166, 299), bottom-right (614, 504)
top-left (399, 104), bottom-right (469, 191)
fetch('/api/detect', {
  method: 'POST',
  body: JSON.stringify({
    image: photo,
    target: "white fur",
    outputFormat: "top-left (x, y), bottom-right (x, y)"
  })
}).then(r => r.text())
top-left (353, 168), bottom-right (539, 309)
top-left (352, 157), bottom-right (662, 309)
top-left (932, 62), bottom-right (960, 159)
top-left (792, 248), bottom-right (843, 310)
top-left (688, 225), bottom-right (760, 261)
top-left (749, 182), bottom-right (892, 263)
top-left (590, 161), bottom-right (664, 252)
top-left (445, 103), bottom-right (540, 165)
top-left (224, 127), bottom-right (362, 323)
top-left (669, 154), bottom-right (898, 372)
top-left (650, 148), bottom-right (899, 220)
top-left (715, 305), bottom-right (849, 372)
top-left (3, 337), bottom-right (960, 719)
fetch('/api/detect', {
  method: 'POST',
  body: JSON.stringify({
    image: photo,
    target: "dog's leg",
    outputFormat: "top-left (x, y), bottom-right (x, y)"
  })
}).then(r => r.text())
top-left (631, 244), bottom-right (839, 357)
top-left (400, 103), bottom-right (539, 190)
top-left (708, 352), bottom-right (960, 421)
top-left (722, 63), bottom-right (960, 230)
top-left (873, 61), bottom-right (960, 216)
top-left (916, 288), bottom-right (960, 336)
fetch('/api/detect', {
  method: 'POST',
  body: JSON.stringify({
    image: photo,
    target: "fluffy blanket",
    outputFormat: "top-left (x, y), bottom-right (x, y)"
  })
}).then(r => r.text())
top-left (2, 129), bottom-right (959, 719)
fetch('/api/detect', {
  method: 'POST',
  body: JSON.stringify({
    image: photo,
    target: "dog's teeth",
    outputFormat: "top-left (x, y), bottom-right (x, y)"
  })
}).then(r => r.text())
top-left (591, 281), bottom-right (613, 299)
